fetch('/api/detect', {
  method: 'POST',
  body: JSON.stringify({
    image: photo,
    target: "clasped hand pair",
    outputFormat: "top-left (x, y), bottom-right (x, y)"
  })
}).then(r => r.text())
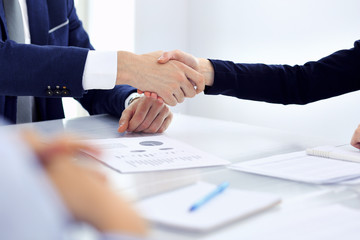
top-left (117, 50), bottom-right (212, 134)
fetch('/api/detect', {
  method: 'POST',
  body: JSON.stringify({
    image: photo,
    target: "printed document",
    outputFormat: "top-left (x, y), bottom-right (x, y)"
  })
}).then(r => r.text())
top-left (83, 135), bottom-right (230, 173)
top-left (229, 151), bottom-right (360, 184)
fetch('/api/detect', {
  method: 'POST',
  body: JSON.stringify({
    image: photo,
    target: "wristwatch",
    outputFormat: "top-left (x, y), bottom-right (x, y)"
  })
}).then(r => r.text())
top-left (127, 92), bottom-right (144, 106)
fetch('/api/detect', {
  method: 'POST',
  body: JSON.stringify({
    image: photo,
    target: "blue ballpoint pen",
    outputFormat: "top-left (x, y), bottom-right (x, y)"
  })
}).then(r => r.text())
top-left (189, 182), bottom-right (230, 212)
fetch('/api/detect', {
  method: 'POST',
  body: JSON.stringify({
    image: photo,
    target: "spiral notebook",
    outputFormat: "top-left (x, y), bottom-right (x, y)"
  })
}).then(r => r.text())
top-left (306, 144), bottom-right (360, 163)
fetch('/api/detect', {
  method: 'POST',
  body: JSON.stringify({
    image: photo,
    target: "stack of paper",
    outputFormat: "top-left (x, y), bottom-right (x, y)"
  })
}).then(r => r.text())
top-left (306, 144), bottom-right (360, 163)
top-left (137, 182), bottom-right (281, 232)
top-left (83, 135), bottom-right (230, 173)
top-left (229, 151), bottom-right (360, 184)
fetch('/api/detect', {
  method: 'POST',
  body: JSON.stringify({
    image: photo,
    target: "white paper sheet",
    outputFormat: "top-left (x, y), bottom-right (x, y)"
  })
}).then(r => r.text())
top-left (136, 182), bottom-right (281, 232)
top-left (229, 151), bottom-right (360, 184)
top-left (252, 205), bottom-right (360, 240)
top-left (83, 135), bottom-right (230, 173)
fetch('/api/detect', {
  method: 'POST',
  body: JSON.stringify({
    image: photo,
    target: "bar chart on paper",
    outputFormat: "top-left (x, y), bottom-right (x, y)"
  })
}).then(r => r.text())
top-left (83, 135), bottom-right (230, 173)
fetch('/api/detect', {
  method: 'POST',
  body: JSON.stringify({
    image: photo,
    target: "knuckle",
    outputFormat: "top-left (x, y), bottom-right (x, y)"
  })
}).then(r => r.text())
top-left (164, 91), bottom-right (173, 101)
top-left (188, 90), bottom-right (196, 98)
top-left (132, 114), bottom-right (144, 124)
top-left (142, 120), bottom-right (152, 129)
top-left (168, 112), bottom-right (173, 119)
top-left (155, 101), bottom-right (164, 108)
top-left (163, 107), bottom-right (170, 116)
top-left (174, 49), bottom-right (182, 57)
top-left (200, 75), bottom-right (205, 85)
top-left (149, 126), bottom-right (158, 133)
top-left (174, 72), bottom-right (184, 81)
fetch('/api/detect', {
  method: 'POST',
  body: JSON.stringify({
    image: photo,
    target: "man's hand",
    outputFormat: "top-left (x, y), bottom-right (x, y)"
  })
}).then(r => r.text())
top-left (351, 124), bottom-right (360, 149)
top-left (157, 50), bottom-right (215, 87)
top-left (21, 130), bottom-right (100, 164)
top-left (118, 94), bottom-right (173, 133)
top-left (158, 50), bottom-right (200, 70)
top-left (116, 51), bottom-right (205, 106)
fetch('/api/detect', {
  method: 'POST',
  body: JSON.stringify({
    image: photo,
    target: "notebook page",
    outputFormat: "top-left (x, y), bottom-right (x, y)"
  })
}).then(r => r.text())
top-left (137, 182), bottom-right (281, 232)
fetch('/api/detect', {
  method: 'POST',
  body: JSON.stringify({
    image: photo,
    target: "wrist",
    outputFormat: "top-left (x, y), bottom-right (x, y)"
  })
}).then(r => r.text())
top-left (116, 51), bottom-right (138, 86)
top-left (199, 58), bottom-right (215, 86)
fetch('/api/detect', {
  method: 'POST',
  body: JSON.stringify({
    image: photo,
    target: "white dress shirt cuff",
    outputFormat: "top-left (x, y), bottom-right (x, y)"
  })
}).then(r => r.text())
top-left (124, 92), bottom-right (144, 108)
top-left (82, 51), bottom-right (117, 90)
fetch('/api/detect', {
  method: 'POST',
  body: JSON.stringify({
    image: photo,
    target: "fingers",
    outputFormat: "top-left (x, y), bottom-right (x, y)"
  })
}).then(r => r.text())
top-left (121, 96), bottom-right (152, 132)
top-left (180, 63), bottom-right (205, 94)
top-left (118, 106), bottom-right (133, 133)
top-left (157, 52), bottom-right (171, 63)
top-left (157, 96), bottom-right (164, 103)
top-left (133, 100), bottom-right (164, 132)
top-left (137, 90), bottom-right (164, 103)
top-left (157, 113), bottom-right (173, 133)
top-left (150, 92), bottom-right (157, 100)
top-left (40, 136), bottom-right (101, 164)
top-left (351, 125), bottom-right (360, 149)
top-left (22, 130), bottom-right (100, 165)
top-left (158, 50), bottom-right (199, 69)
top-left (143, 108), bottom-right (173, 134)
top-left (158, 50), bottom-right (204, 95)
top-left (172, 87), bottom-right (186, 103)
top-left (119, 95), bottom-right (172, 133)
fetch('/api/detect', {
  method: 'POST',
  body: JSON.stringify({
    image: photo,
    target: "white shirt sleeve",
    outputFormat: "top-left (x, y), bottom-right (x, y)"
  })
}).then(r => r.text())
top-left (83, 51), bottom-right (117, 90)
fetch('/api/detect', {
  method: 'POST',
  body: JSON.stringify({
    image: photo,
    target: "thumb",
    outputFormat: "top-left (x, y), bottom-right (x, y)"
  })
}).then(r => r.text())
top-left (118, 111), bottom-right (131, 133)
top-left (158, 50), bottom-right (198, 69)
top-left (157, 52), bottom-right (171, 64)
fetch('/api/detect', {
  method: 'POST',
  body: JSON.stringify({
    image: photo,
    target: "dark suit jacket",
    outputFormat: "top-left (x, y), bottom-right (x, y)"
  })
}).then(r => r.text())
top-left (0, 0), bottom-right (136, 123)
top-left (206, 40), bottom-right (360, 105)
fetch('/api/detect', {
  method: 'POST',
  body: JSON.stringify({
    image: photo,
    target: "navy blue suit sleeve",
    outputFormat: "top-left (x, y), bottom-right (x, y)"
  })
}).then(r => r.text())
top-left (0, 0), bottom-right (89, 98)
top-left (206, 40), bottom-right (360, 105)
top-left (0, 40), bottom-right (88, 97)
top-left (77, 85), bottom-right (136, 118)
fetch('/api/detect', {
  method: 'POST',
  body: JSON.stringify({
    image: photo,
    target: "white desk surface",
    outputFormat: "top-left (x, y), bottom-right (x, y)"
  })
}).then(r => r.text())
top-left (7, 114), bottom-right (360, 240)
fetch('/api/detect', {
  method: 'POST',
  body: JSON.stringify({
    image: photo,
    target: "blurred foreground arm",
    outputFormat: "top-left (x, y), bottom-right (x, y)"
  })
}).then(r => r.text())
top-left (23, 131), bottom-right (148, 238)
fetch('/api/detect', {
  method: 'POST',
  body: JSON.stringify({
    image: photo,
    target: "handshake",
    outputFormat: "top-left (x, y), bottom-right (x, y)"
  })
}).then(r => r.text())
top-left (116, 50), bottom-right (214, 106)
